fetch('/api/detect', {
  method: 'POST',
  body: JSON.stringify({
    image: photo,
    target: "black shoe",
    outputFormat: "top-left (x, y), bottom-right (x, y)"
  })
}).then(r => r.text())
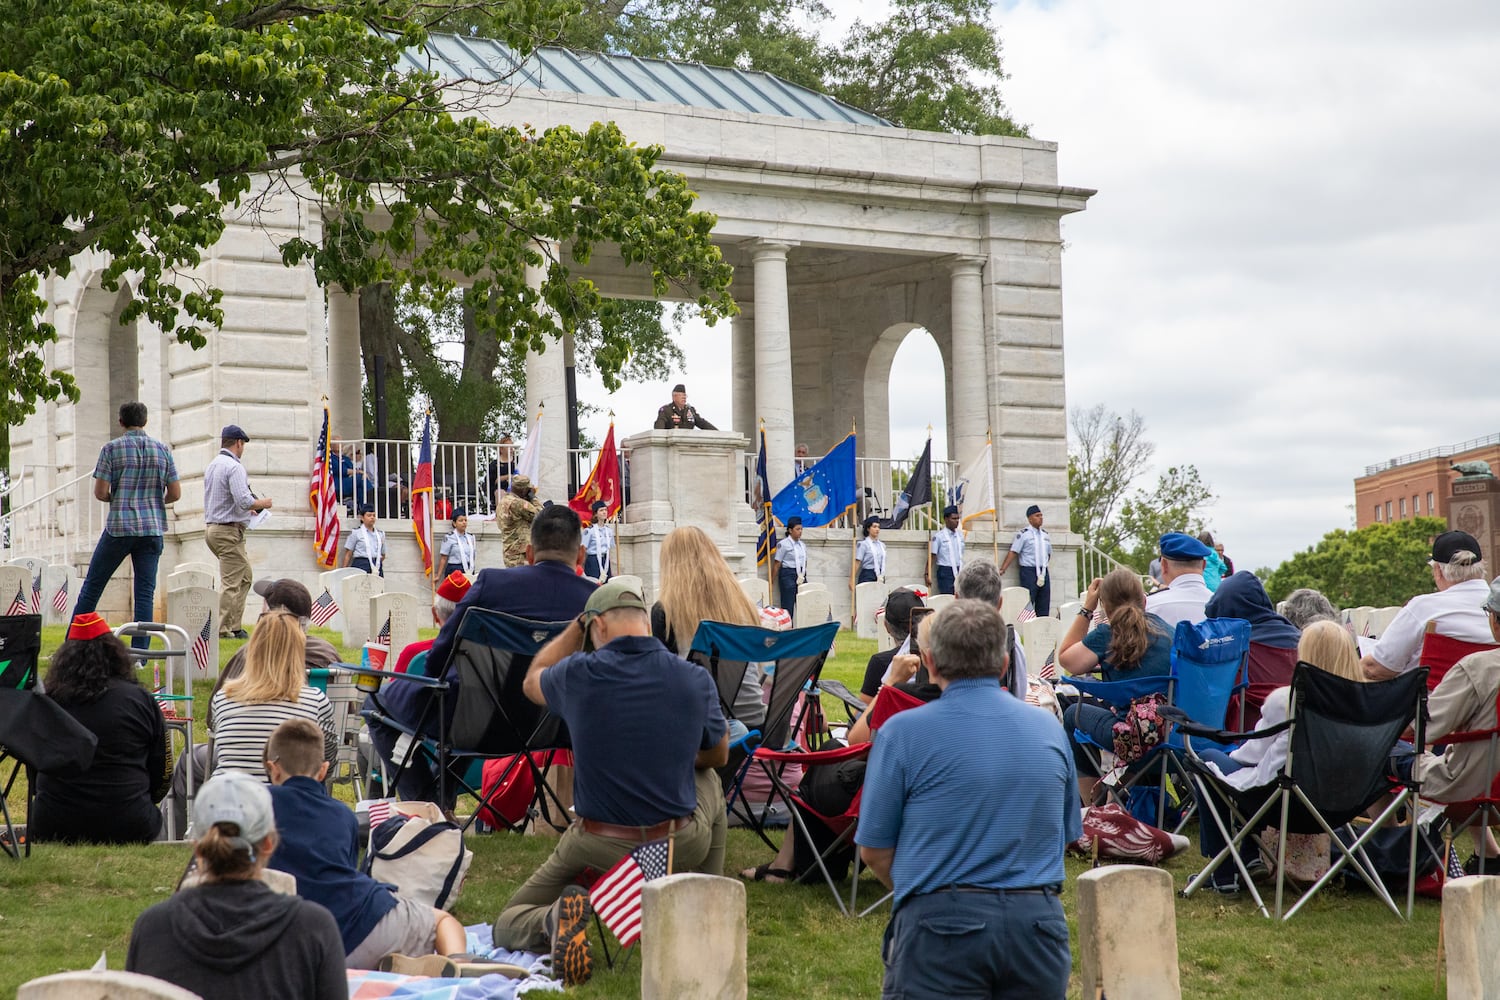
top-left (1243, 857), bottom-right (1272, 884)
top-left (221, 629), bottom-right (249, 640)
top-left (548, 885), bottom-right (594, 986)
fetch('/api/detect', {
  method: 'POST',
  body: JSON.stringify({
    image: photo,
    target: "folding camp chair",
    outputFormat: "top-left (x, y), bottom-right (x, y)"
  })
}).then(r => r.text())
top-left (1069, 617), bottom-right (1250, 831)
top-left (687, 620), bottom-right (840, 846)
top-left (1176, 663), bottom-right (1428, 920)
top-left (1408, 687), bottom-right (1500, 878)
top-left (0, 614), bottom-right (97, 858)
top-left (1418, 621), bottom-right (1499, 692)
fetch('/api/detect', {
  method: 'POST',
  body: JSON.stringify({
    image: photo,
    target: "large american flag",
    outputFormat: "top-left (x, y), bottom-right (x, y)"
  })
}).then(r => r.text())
top-left (591, 838), bottom-right (671, 948)
top-left (52, 576), bottom-right (69, 614)
top-left (309, 404), bottom-right (341, 569)
top-left (6, 583), bottom-right (27, 616)
top-left (191, 615), bottom-right (213, 673)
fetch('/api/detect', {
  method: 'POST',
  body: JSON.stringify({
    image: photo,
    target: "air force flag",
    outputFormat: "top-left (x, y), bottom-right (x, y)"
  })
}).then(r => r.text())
top-left (771, 434), bottom-right (858, 529)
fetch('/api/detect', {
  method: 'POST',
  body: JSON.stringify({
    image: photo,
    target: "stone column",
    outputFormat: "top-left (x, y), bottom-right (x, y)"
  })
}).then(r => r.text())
top-left (731, 305), bottom-right (756, 437)
top-left (949, 256), bottom-right (988, 469)
top-left (752, 241), bottom-right (796, 487)
top-left (524, 251), bottom-right (568, 502)
top-left (327, 288), bottom-right (362, 440)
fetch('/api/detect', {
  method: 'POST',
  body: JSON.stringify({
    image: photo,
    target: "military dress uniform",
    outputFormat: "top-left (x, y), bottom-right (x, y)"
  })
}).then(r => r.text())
top-left (653, 403), bottom-right (717, 430)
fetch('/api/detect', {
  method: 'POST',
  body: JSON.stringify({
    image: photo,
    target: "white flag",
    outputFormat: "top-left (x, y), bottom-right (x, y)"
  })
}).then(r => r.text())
top-left (515, 409), bottom-right (542, 484)
top-left (957, 444), bottom-right (995, 526)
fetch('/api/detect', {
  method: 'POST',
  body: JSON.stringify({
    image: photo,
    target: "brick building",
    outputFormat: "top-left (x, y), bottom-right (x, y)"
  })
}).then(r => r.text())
top-left (1355, 433), bottom-right (1500, 529)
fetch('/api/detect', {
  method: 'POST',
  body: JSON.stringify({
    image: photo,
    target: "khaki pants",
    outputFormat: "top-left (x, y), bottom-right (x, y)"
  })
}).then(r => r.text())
top-left (205, 522), bottom-right (251, 633)
top-left (492, 768), bottom-right (726, 951)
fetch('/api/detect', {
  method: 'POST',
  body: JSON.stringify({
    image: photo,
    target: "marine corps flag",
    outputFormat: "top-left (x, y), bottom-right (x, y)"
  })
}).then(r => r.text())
top-left (410, 414), bottom-right (435, 578)
top-left (569, 423), bottom-right (622, 521)
top-left (772, 433), bottom-right (858, 530)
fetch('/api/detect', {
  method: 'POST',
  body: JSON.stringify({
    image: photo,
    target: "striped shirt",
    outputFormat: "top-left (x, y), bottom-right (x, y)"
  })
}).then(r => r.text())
top-left (203, 450), bottom-right (257, 525)
top-left (93, 430), bottom-right (178, 536)
top-left (208, 686), bottom-right (336, 782)
top-left (857, 677), bottom-right (1080, 904)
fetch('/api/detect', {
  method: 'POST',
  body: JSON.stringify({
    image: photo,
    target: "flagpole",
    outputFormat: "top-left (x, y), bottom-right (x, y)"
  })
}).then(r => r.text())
top-left (850, 420), bottom-right (859, 628)
top-left (608, 412), bottom-right (620, 581)
top-left (427, 411), bottom-right (437, 602)
top-left (924, 425), bottom-right (934, 591)
top-left (760, 419), bottom-right (773, 606)
top-left (988, 429), bottom-right (1000, 567)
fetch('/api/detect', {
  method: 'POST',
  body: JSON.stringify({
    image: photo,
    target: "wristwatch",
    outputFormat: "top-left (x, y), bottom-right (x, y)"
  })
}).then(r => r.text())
top-left (1077, 607), bottom-right (1095, 619)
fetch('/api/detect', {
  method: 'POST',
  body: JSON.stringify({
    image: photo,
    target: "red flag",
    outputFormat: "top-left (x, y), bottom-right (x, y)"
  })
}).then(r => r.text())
top-left (309, 405), bottom-right (341, 568)
top-left (410, 414), bottom-right (434, 577)
top-left (568, 424), bottom-right (622, 522)
top-left (590, 837), bottom-right (671, 947)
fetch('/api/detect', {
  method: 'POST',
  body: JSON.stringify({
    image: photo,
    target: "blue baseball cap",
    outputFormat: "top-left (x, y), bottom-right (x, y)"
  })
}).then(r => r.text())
top-left (1159, 532), bottom-right (1212, 561)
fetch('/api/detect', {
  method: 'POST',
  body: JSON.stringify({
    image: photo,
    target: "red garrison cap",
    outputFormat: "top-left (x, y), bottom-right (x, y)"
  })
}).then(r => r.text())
top-left (436, 571), bottom-right (472, 603)
top-left (68, 612), bottom-right (111, 641)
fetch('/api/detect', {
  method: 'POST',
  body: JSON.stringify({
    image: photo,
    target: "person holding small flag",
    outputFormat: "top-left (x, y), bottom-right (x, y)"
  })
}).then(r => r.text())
top-left (925, 506), bottom-right (965, 595)
top-left (438, 508), bottom-right (476, 578)
top-left (341, 504), bottom-right (387, 576)
top-left (999, 504), bottom-right (1053, 616)
top-left (491, 578), bottom-right (728, 986)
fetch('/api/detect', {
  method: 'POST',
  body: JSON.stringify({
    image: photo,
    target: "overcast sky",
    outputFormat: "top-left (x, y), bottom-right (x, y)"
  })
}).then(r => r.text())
top-left (576, 1), bottom-right (1500, 573)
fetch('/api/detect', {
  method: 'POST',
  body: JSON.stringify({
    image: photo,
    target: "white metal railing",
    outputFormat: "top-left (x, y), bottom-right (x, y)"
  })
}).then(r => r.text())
top-left (349, 438), bottom-right (511, 519)
top-left (2, 472), bottom-right (99, 565)
top-left (738, 453), bottom-right (961, 531)
top-left (1364, 431), bottom-right (1500, 476)
top-left (1075, 539), bottom-right (1149, 591)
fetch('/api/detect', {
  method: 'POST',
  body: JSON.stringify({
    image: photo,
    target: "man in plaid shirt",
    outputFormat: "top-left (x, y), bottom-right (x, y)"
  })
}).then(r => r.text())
top-left (74, 402), bottom-right (180, 649)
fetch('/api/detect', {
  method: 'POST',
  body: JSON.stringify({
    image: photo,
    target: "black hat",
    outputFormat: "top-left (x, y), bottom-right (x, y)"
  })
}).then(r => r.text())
top-left (357, 503), bottom-right (375, 515)
top-left (943, 505), bottom-right (960, 517)
top-left (882, 588), bottom-right (925, 632)
top-left (591, 500), bottom-right (608, 512)
top-left (862, 515), bottom-right (880, 534)
top-left (672, 383), bottom-right (686, 394)
top-left (1432, 530), bottom-right (1482, 564)
top-left (221, 424), bottom-right (250, 443)
top-left (450, 508), bottom-right (467, 521)
top-left (786, 516), bottom-right (803, 529)
top-left (1026, 504), bottom-right (1042, 517)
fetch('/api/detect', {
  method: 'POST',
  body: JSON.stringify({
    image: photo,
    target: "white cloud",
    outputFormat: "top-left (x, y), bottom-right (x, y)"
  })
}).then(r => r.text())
top-left (589, 0), bottom-right (1500, 574)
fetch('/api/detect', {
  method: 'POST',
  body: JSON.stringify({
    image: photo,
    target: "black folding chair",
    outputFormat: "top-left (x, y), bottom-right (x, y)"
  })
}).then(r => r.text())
top-left (0, 615), bottom-right (97, 858)
top-left (1177, 663), bottom-right (1428, 919)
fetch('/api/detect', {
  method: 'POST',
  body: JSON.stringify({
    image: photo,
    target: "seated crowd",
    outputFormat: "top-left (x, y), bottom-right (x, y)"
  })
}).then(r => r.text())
top-left (21, 508), bottom-right (1500, 996)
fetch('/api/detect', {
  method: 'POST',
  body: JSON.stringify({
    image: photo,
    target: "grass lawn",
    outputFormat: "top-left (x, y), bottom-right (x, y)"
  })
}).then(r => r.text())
top-left (0, 629), bottom-right (1455, 997)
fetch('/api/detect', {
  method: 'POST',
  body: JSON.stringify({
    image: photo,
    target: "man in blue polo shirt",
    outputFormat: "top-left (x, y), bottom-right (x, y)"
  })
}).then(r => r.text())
top-left (858, 600), bottom-right (1080, 999)
top-left (493, 577), bottom-right (728, 986)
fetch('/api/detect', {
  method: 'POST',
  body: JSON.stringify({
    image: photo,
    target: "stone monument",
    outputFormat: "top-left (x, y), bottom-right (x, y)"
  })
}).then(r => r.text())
top-left (167, 585), bottom-right (220, 681)
top-left (1449, 462), bottom-right (1499, 571)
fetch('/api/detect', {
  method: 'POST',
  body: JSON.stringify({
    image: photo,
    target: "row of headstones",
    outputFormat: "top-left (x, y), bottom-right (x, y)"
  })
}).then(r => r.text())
top-left (835, 579), bottom-right (1066, 666)
top-left (0, 558), bottom-right (79, 627)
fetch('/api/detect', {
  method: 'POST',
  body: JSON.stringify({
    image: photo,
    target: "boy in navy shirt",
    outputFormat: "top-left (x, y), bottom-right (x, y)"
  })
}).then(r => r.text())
top-left (264, 719), bottom-right (466, 969)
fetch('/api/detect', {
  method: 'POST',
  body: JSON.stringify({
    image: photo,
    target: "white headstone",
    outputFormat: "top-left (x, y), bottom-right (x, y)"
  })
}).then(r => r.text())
top-left (19, 970), bottom-right (203, 1000)
top-left (853, 581), bottom-right (889, 639)
top-left (172, 561), bottom-right (218, 581)
top-left (794, 588), bottom-right (832, 629)
top-left (369, 591), bottom-right (424, 662)
top-left (1443, 875), bottom-right (1500, 999)
top-left (1001, 586), bottom-right (1031, 624)
top-left (5, 558), bottom-right (45, 619)
top-left (737, 577), bottom-right (768, 609)
top-left (167, 569), bottom-right (217, 594)
top-left (166, 586), bottom-right (220, 682)
top-left (0, 565), bottom-right (34, 618)
top-left (640, 874), bottom-right (746, 1000)
top-left (340, 572), bottom-right (385, 648)
top-left (925, 593), bottom-right (955, 615)
top-left (1059, 601), bottom-right (1083, 621)
top-left (1076, 865), bottom-right (1181, 1000)
top-left (1019, 616), bottom-right (1064, 670)
top-left (1349, 606), bottom-right (1375, 637)
top-left (1367, 606), bottom-right (1400, 639)
top-left (319, 567), bottom-right (364, 635)
top-left (41, 564), bottom-right (78, 626)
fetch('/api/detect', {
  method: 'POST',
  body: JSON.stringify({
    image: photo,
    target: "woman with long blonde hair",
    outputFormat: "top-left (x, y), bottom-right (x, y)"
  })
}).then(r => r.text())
top-left (652, 525), bottom-right (760, 656)
top-left (209, 612), bottom-right (336, 781)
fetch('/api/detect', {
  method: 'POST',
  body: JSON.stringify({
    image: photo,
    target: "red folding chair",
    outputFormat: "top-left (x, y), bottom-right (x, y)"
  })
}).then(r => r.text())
top-left (1417, 689), bottom-right (1500, 878)
top-left (1418, 621), bottom-right (1499, 692)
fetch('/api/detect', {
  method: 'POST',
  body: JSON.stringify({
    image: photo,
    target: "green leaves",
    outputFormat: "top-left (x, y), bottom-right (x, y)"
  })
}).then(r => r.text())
top-left (2, 0), bottom-right (734, 421)
top-left (1262, 517), bottom-right (1448, 609)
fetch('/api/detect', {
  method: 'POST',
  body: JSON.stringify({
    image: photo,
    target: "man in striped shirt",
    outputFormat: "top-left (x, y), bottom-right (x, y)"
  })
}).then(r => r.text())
top-left (858, 600), bottom-right (1079, 998)
top-left (74, 402), bottom-right (180, 650)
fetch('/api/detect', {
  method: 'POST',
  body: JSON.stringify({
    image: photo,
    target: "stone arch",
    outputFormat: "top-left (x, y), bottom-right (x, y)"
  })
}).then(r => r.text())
top-left (71, 278), bottom-right (140, 475)
top-left (862, 322), bottom-right (951, 463)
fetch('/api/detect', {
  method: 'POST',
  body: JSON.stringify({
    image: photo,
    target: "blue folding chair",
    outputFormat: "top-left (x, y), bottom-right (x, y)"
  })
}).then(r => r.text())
top-left (686, 620), bottom-right (840, 847)
top-left (1070, 617), bottom-right (1251, 831)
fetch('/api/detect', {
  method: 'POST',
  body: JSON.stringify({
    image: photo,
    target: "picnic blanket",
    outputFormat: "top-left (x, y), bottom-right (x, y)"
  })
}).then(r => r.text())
top-left (346, 926), bottom-right (562, 998)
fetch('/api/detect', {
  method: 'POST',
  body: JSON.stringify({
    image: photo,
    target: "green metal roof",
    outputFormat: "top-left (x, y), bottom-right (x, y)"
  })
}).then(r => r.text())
top-left (405, 33), bottom-right (893, 128)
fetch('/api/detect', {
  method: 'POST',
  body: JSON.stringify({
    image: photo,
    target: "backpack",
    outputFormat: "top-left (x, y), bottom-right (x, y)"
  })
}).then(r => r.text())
top-left (364, 802), bottom-right (473, 911)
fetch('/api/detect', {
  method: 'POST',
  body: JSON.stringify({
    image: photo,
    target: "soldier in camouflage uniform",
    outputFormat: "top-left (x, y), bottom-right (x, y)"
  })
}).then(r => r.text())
top-left (498, 474), bottom-right (543, 567)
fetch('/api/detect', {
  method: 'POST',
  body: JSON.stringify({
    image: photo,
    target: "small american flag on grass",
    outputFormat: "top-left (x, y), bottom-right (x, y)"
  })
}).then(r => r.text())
top-left (191, 615), bottom-right (212, 673)
top-left (591, 838), bottom-right (671, 948)
top-left (52, 576), bottom-right (69, 614)
top-left (29, 573), bottom-right (42, 615)
top-left (6, 583), bottom-right (27, 616)
top-left (377, 614), bottom-right (391, 642)
top-left (309, 589), bottom-right (339, 627)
